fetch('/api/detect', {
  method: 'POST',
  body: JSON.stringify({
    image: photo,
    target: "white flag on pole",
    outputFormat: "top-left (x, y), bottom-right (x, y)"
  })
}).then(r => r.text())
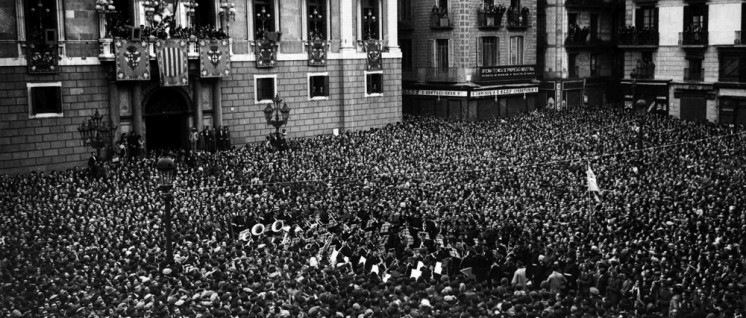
top-left (586, 165), bottom-right (600, 192)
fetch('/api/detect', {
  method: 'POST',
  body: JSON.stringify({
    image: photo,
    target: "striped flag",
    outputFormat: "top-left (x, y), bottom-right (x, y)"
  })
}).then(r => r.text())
top-left (156, 40), bottom-right (188, 86)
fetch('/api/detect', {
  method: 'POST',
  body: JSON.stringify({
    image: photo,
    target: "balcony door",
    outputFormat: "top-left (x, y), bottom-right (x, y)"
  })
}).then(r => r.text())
top-left (436, 39), bottom-right (449, 71)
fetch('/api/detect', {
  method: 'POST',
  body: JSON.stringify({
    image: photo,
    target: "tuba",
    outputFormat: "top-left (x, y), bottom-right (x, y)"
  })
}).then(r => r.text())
top-left (271, 220), bottom-right (284, 232)
top-left (251, 223), bottom-right (265, 236)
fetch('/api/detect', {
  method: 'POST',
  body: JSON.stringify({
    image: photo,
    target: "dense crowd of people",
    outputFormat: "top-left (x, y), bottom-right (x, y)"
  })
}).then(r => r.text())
top-left (1, 107), bottom-right (745, 318)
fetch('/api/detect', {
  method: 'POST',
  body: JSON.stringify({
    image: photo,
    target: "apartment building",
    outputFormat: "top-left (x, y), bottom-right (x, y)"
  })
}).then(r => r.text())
top-left (620, 0), bottom-right (746, 125)
top-left (399, 0), bottom-right (539, 120)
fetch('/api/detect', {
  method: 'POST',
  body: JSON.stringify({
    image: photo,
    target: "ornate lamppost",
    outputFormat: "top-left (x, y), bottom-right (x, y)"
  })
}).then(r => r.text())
top-left (78, 110), bottom-right (117, 161)
top-left (183, 0), bottom-right (198, 28)
top-left (155, 156), bottom-right (176, 265)
top-left (263, 94), bottom-right (291, 149)
top-left (219, 1), bottom-right (236, 34)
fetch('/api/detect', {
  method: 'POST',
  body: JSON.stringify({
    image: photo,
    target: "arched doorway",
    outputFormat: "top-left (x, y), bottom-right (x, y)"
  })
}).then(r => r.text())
top-left (144, 88), bottom-right (191, 152)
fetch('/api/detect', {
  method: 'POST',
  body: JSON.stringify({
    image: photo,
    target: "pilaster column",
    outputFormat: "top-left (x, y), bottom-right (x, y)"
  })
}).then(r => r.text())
top-left (340, 0), bottom-right (355, 53)
top-left (385, 0), bottom-right (399, 53)
top-left (108, 81), bottom-right (119, 144)
top-left (131, 83), bottom-right (143, 138)
top-left (192, 79), bottom-right (203, 131)
top-left (212, 81), bottom-right (222, 128)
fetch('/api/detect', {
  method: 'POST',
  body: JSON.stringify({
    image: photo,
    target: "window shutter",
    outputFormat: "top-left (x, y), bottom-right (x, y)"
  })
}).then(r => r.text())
top-left (447, 39), bottom-right (454, 68)
top-left (324, 76), bottom-right (329, 96)
top-left (429, 39), bottom-right (436, 67)
top-left (477, 37), bottom-right (483, 67)
top-left (309, 77), bottom-right (314, 97)
top-left (683, 6), bottom-right (690, 31)
top-left (635, 8), bottom-right (643, 28)
top-left (654, 8), bottom-right (659, 30)
top-left (702, 5), bottom-right (708, 31)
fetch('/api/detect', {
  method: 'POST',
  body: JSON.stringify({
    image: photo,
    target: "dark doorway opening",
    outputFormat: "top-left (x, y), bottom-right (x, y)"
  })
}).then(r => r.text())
top-left (144, 88), bottom-right (191, 153)
top-left (146, 114), bottom-right (188, 152)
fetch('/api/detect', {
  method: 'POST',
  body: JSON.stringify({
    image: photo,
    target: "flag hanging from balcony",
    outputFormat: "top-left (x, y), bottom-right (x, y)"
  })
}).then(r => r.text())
top-left (364, 40), bottom-right (383, 71)
top-left (199, 38), bottom-right (231, 78)
top-left (156, 39), bottom-right (189, 86)
top-left (114, 39), bottom-right (150, 81)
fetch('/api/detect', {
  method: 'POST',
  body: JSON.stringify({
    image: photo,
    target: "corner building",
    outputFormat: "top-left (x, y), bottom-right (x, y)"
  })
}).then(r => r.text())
top-left (538, 0), bottom-right (625, 109)
top-left (620, 0), bottom-right (746, 124)
top-left (399, 0), bottom-right (539, 120)
top-left (0, 0), bottom-right (402, 174)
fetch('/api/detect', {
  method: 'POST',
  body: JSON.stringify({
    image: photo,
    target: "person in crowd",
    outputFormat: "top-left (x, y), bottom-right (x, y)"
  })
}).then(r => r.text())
top-left (0, 106), bottom-right (744, 318)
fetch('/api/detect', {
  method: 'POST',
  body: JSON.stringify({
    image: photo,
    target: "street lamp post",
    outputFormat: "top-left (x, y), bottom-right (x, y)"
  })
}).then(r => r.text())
top-left (156, 156), bottom-right (176, 265)
top-left (78, 110), bottom-right (117, 159)
top-left (263, 94), bottom-right (291, 149)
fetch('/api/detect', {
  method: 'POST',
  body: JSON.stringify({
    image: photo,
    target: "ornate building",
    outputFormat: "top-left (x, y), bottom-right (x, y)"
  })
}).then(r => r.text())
top-left (0, 0), bottom-right (401, 174)
top-left (399, 0), bottom-right (539, 120)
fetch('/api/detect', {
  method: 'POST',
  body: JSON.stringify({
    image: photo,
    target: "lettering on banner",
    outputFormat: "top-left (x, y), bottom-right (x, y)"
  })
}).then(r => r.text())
top-left (471, 87), bottom-right (539, 98)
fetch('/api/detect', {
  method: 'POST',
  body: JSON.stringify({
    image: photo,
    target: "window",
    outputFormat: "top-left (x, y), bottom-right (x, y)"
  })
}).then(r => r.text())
top-left (365, 71), bottom-right (383, 96)
top-left (254, 0), bottom-right (276, 40)
top-left (510, 0), bottom-right (520, 8)
top-left (568, 13), bottom-right (577, 26)
top-left (361, 0), bottom-right (380, 40)
top-left (24, 0), bottom-right (58, 42)
top-left (436, 39), bottom-right (449, 70)
top-left (719, 53), bottom-right (746, 82)
top-left (635, 6), bottom-right (657, 30)
top-left (510, 36), bottom-right (523, 65)
top-left (686, 58), bottom-right (703, 81)
top-left (401, 39), bottom-right (413, 70)
top-left (193, 0), bottom-right (216, 28)
top-left (481, 37), bottom-right (499, 67)
top-left (399, 0), bottom-right (412, 23)
top-left (684, 4), bottom-right (707, 32)
top-left (308, 73), bottom-right (330, 99)
top-left (27, 82), bottom-right (63, 118)
top-left (254, 75), bottom-right (277, 103)
top-left (307, 0), bottom-right (327, 40)
top-left (438, 0), bottom-right (448, 9)
top-left (590, 54), bottom-right (598, 76)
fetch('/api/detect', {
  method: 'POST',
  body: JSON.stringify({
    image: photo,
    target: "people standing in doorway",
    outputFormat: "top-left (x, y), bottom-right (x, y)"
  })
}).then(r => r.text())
top-left (189, 127), bottom-right (199, 154)
top-left (207, 127), bottom-right (216, 153)
top-left (222, 126), bottom-right (231, 150)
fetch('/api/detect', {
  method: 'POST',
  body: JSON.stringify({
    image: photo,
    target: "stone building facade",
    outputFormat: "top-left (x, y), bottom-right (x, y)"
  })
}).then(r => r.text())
top-left (0, 0), bottom-right (402, 174)
top-left (620, 0), bottom-right (746, 125)
top-left (537, 0), bottom-right (625, 110)
top-left (399, 0), bottom-right (539, 120)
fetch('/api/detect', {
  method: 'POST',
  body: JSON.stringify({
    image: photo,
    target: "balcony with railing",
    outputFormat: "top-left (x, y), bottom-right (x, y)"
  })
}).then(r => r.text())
top-left (430, 7), bottom-right (454, 30)
top-left (684, 68), bottom-right (704, 81)
top-left (477, 4), bottom-right (506, 29)
top-left (679, 31), bottom-right (708, 47)
top-left (617, 27), bottom-right (659, 48)
top-left (506, 7), bottom-right (530, 29)
top-left (565, 30), bottom-right (613, 48)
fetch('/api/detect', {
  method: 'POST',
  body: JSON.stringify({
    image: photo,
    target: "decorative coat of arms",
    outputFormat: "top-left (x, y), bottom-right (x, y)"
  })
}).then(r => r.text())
top-left (156, 39), bottom-right (189, 86)
top-left (200, 39), bottom-right (231, 78)
top-left (27, 43), bottom-right (60, 74)
top-left (306, 38), bottom-right (328, 67)
top-left (115, 39), bottom-right (151, 81)
top-left (364, 40), bottom-right (383, 71)
top-left (254, 39), bottom-right (278, 68)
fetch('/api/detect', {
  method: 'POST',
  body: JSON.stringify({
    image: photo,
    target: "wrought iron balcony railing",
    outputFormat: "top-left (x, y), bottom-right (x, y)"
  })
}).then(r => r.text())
top-left (617, 29), bottom-right (659, 47)
top-left (679, 31), bottom-right (708, 46)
